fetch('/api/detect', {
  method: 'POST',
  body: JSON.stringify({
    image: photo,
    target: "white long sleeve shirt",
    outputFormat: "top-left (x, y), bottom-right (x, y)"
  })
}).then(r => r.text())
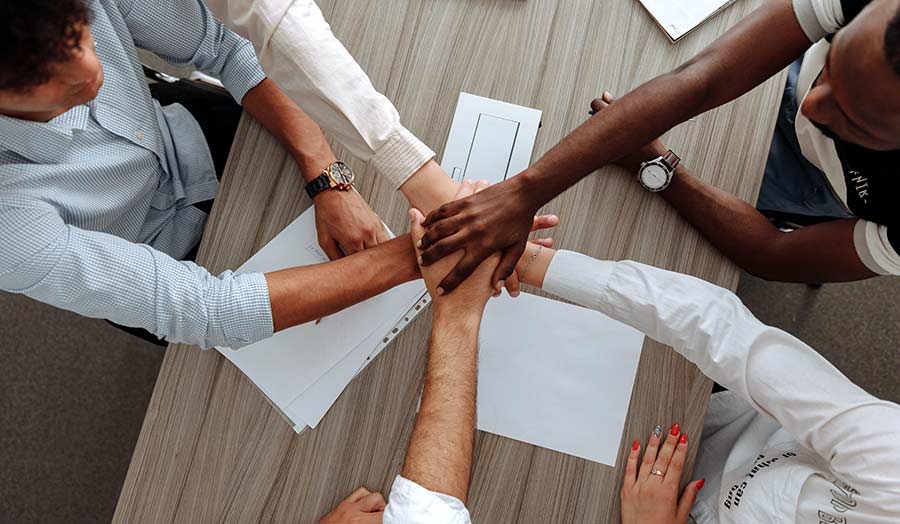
top-left (201, 0), bottom-right (435, 188)
top-left (384, 251), bottom-right (900, 523)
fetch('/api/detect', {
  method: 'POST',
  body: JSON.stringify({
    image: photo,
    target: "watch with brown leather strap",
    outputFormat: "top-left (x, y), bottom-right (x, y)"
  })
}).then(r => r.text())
top-left (305, 161), bottom-right (355, 200)
top-left (638, 150), bottom-right (680, 192)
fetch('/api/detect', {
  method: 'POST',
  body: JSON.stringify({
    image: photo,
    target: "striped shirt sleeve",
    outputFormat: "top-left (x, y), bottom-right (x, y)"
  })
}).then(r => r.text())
top-left (0, 199), bottom-right (273, 349)
top-left (116, 0), bottom-right (266, 103)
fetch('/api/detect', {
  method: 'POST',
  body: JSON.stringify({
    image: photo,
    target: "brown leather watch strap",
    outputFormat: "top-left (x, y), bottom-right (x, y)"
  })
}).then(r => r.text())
top-left (661, 150), bottom-right (681, 171)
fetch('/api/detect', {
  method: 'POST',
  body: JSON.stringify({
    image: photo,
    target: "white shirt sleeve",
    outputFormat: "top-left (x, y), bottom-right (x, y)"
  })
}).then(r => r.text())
top-left (792, 0), bottom-right (848, 42)
top-left (542, 250), bottom-right (900, 493)
top-left (853, 219), bottom-right (900, 275)
top-left (383, 476), bottom-right (471, 524)
top-left (201, 0), bottom-right (435, 188)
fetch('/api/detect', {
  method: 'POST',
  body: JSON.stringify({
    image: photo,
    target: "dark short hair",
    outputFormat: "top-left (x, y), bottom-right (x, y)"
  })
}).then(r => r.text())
top-left (886, 6), bottom-right (900, 78)
top-left (0, 0), bottom-right (90, 92)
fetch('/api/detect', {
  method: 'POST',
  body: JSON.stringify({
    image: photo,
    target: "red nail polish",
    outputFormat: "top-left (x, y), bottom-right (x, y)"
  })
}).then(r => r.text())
top-left (670, 423), bottom-right (680, 436)
top-left (679, 433), bottom-right (688, 445)
top-left (697, 479), bottom-right (705, 491)
top-left (632, 440), bottom-right (640, 451)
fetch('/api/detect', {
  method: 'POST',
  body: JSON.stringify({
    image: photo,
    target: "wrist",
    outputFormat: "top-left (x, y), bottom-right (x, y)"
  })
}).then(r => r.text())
top-left (510, 168), bottom-right (544, 213)
top-left (296, 150), bottom-right (337, 183)
top-left (432, 304), bottom-right (484, 329)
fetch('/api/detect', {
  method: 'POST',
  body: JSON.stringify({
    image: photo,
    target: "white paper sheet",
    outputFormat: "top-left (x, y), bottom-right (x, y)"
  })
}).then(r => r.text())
top-left (217, 207), bottom-right (425, 409)
top-left (441, 93), bottom-right (542, 185)
top-left (638, 0), bottom-right (738, 41)
top-left (477, 292), bottom-right (644, 466)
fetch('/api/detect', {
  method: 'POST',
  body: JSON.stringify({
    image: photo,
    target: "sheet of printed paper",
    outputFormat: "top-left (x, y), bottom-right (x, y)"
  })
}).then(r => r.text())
top-left (477, 291), bottom-right (645, 466)
top-left (217, 207), bottom-right (425, 408)
top-left (441, 93), bottom-right (542, 185)
top-left (638, 0), bottom-right (736, 41)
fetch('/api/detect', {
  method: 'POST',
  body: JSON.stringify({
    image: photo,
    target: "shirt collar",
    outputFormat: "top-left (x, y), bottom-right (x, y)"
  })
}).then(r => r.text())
top-left (0, 104), bottom-right (91, 163)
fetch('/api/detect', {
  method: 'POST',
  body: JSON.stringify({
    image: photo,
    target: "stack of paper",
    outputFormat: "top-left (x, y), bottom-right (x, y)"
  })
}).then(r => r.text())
top-left (217, 207), bottom-right (429, 433)
top-left (638, 0), bottom-right (740, 42)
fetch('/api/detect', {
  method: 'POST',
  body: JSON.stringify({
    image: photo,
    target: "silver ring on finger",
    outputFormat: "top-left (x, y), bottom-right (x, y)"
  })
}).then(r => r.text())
top-left (651, 468), bottom-right (665, 477)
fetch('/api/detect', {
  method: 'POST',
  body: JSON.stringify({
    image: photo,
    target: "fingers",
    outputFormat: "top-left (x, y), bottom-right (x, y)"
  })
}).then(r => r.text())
top-left (638, 424), bottom-right (664, 480)
top-left (491, 242), bottom-right (526, 292)
top-left (321, 237), bottom-right (345, 261)
top-left (358, 491), bottom-right (386, 512)
top-left (420, 179), bottom-right (478, 245)
top-left (436, 253), bottom-right (483, 296)
top-left (348, 487), bottom-right (372, 503)
top-left (664, 427), bottom-right (690, 487)
top-left (422, 199), bottom-right (460, 229)
top-left (624, 439), bottom-right (640, 490)
top-left (589, 91), bottom-right (616, 115)
top-left (602, 91), bottom-right (616, 103)
top-left (675, 479), bottom-right (704, 524)
top-left (408, 208), bottom-right (426, 248)
top-left (375, 223), bottom-right (390, 244)
top-left (419, 229), bottom-right (466, 266)
top-left (531, 214), bottom-right (559, 232)
top-left (651, 423), bottom-right (682, 481)
top-left (503, 269), bottom-right (520, 298)
top-left (532, 238), bottom-right (554, 248)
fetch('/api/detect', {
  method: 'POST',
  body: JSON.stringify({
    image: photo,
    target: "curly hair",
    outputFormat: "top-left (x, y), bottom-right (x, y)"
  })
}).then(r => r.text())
top-left (0, 0), bottom-right (91, 92)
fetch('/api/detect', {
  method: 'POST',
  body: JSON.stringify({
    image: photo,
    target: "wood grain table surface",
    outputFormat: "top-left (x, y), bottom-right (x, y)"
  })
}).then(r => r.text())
top-left (114, 0), bottom-right (786, 522)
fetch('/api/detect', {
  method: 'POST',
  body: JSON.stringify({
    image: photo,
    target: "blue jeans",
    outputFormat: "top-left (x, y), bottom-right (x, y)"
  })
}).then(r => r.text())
top-left (756, 59), bottom-right (851, 221)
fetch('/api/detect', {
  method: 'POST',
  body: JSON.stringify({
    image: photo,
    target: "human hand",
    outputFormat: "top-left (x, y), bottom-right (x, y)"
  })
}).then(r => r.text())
top-left (590, 92), bottom-right (667, 172)
top-left (314, 188), bottom-right (390, 260)
top-left (620, 424), bottom-right (704, 524)
top-left (410, 180), bottom-right (499, 317)
top-left (319, 487), bottom-right (385, 524)
top-left (418, 176), bottom-right (556, 295)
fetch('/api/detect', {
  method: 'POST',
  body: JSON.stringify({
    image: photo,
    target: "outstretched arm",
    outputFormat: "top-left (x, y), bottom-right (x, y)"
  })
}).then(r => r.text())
top-left (418, 0), bottom-right (814, 293)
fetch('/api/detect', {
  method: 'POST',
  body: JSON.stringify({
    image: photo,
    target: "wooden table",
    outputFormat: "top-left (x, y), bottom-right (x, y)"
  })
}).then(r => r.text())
top-left (114, 1), bottom-right (786, 522)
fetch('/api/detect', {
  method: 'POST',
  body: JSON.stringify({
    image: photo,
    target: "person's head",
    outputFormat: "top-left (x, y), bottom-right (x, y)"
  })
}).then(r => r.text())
top-left (0, 0), bottom-right (103, 122)
top-left (800, 0), bottom-right (900, 151)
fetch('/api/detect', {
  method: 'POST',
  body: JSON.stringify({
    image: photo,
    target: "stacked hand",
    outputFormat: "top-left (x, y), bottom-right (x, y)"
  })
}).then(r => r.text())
top-left (621, 424), bottom-right (704, 524)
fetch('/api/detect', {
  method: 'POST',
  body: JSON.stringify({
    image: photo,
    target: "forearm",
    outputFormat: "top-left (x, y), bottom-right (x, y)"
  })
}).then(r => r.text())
top-left (242, 78), bottom-right (336, 181)
top-left (401, 311), bottom-right (481, 503)
top-left (399, 160), bottom-right (460, 215)
top-left (517, 0), bottom-right (809, 209)
top-left (660, 167), bottom-right (875, 282)
top-left (266, 235), bottom-right (419, 331)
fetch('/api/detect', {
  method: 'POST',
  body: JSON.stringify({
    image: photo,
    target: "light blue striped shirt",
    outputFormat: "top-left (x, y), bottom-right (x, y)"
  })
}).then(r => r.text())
top-left (0, 0), bottom-right (272, 349)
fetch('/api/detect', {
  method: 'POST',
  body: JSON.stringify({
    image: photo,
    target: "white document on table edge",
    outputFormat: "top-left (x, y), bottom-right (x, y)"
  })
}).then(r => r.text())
top-left (638, 0), bottom-right (739, 42)
top-left (216, 207), bottom-right (424, 409)
top-left (477, 291), bottom-right (644, 466)
top-left (284, 291), bottom-right (430, 430)
top-left (441, 93), bottom-right (542, 185)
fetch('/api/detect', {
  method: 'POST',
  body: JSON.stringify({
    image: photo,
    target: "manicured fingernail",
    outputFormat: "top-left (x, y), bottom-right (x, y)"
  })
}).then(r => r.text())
top-left (436, 287), bottom-right (445, 296)
top-left (632, 440), bottom-right (640, 451)
top-left (603, 90), bottom-right (611, 98)
top-left (511, 291), bottom-right (520, 298)
top-left (679, 433), bottom-right (688, 445)
top-left (417, 255), bottom-right (423, 265)
top-left (670, 423), bottom-right (680, 436)
top-left (653, 425), bottom-right (662, 438)
top-left (497, 280), bottom-right (505, 291)
top-left (416, 240), bottom-right (422, 248)
top-left (697, 479), bottom-right (705, 491)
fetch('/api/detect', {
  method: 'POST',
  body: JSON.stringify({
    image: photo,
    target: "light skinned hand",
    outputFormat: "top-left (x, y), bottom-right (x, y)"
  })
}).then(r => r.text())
top-left (410, 180), bottom-right (499, 315)
top-left (620, 424), bottom-right (704, 524)
top-left (315, 188), bottom-right (390, 260)
top-left (590, 92), bottom-right (667, 172)
top-left (319, 487), bottom-right (385, 524)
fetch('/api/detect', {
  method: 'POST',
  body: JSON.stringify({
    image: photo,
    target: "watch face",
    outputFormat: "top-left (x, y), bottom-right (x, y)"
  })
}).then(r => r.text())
top-left (641, 164), bottom-right (668, 190)
top-left (329, 162), bottom-right (354, 186)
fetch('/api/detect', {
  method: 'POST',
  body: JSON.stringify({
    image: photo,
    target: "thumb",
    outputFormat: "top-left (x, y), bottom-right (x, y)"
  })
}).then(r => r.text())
top-left (408, 208), bottom-right (426, 250)
top-left (675, 479), bottom-right (704, 523)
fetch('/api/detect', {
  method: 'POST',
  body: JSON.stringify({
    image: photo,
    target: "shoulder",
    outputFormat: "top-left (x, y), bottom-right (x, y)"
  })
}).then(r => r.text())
top-left (792, 0), bottom-right (874, 41)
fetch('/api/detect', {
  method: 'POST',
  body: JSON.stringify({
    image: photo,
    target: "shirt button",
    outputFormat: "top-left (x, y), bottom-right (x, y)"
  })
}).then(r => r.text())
top-left (136, 131), bottom-right (144, 141)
